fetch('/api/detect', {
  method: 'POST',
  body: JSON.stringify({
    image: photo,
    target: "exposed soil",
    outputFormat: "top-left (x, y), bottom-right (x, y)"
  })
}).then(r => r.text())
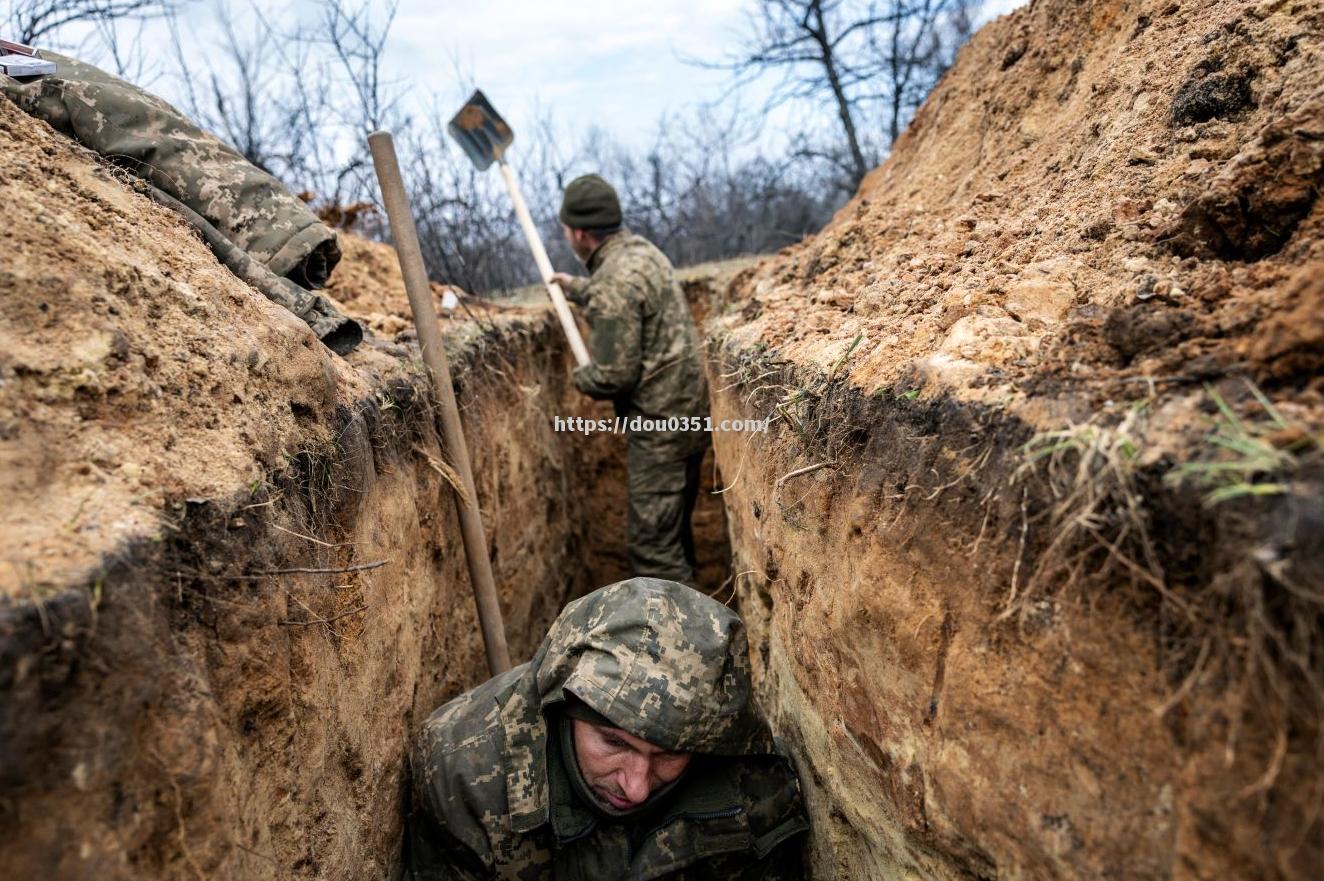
top-left (706, 1), bottom-right (1324, 879)
top-left (0, 85), bottom-right (738, 879)
top-left (0, 97), bottom-right (361, 600)
top-left (324, 239), bottom-right (735, 597)
top-left (0, 95), bottom-right (632, 879)
top-left (324, 231), bottom-right (485, 338)
top-left (726, 0), bottom-right (1323, 414)
top-left (4, 0), bottom-right (1322, 879)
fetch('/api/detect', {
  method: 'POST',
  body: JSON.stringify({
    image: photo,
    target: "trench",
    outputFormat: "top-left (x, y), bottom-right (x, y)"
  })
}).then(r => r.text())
top-left (0, 275), bottom-right (734, 881)
top-left (0, 93), bottom-right (744, 878)
top-left (5, 0), bottom-right (1324, 871)
top-left (4, 254), bottom-right (1318, 881)
top-left (5, 237), bottom-right (1323, 881)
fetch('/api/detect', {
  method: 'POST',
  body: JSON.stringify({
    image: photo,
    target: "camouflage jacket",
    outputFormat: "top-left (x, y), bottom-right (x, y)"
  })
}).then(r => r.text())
top-left (0, 52), bottom-right (360, 351)
top-left (409, 578), bottom-right (809, 881)
top-left (565, 232), bottom-right (709, 465)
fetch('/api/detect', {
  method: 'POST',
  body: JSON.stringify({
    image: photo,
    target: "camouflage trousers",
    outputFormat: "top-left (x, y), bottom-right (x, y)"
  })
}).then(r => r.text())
top-left (627, 444), bottom-right (706, 585)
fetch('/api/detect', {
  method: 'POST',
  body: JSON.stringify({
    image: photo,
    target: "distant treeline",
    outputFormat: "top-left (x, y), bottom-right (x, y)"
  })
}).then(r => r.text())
top-left (12, 0), bottom-right (980, 292)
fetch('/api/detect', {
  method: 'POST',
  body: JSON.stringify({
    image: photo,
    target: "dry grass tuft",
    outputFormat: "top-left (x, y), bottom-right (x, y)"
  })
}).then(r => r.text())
top-left (1013, 383), bottom-right (1324, 810)
top-left (1006, 403), bottom-right (1171, 619)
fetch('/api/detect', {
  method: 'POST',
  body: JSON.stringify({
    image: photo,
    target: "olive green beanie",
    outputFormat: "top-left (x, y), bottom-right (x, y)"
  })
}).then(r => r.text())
top-left (559, 174), bottom-right (622, 230)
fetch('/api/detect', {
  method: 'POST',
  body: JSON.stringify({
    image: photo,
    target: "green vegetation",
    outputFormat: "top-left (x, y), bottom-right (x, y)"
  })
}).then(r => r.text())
top-left (1167, 382), bottom-right (1320, 506)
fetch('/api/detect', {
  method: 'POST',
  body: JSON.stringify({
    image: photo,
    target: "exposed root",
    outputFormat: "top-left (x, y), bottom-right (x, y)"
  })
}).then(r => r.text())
top-left (279, 604), bottom-right (370, 627)
top-left (413, 444), bottom-right (472, 505)
top-left (270, 523), bottom-right (352, 549)
top-left (1014, 390), bottom-right (1324, 808)
top-left (775, 461), bottom-right (836, 488)
top-left (1009, 404), bottom-right (1163, 617)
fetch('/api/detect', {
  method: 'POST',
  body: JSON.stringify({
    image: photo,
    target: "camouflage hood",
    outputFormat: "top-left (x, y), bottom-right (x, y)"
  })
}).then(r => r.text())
top-left (501, 578), bottom-right (773, 833)
top-left (533, 578), bottom-right (764, 752)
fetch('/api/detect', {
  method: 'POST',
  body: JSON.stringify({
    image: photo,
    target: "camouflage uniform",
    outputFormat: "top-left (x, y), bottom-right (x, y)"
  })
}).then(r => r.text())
top-left (563, 233), bottom-right (710, 584)
top-left (0, 51), bottom-right (361, 353)
top-left (409, 578), bottom-right (809, 881)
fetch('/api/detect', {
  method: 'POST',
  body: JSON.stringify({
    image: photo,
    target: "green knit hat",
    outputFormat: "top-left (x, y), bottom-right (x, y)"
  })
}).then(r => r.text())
top-left (559, 174), bottom-right (622, 230)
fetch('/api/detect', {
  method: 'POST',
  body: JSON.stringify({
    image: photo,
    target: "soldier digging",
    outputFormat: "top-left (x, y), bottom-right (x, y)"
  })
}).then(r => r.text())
top-left (550, 177), bottom-right (710, 586)
top-left (407, 577), bottom-right (809, 880)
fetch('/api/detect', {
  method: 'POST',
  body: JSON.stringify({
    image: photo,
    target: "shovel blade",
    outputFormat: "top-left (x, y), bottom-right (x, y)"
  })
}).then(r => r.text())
top-left (447, 90), bottom-right (514, 171)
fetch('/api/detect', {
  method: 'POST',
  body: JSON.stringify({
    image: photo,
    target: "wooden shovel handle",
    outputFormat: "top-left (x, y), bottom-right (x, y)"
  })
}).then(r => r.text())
top-left (368, 130), bottom-right (512, 676)
top-left (498, 161), bottom-right (592, 368)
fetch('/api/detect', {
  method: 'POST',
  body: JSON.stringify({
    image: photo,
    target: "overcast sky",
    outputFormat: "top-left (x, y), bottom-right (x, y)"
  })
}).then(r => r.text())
top-left (406, 0), bottom-right (1027, 146)
top-left (48, 0), bottom-right (1027, 154)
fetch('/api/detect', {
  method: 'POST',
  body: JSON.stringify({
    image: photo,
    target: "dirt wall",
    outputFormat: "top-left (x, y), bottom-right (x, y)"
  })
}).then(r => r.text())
top-left (703, 0), bottom-right (1323, 878)
top-left (0, 95), bottom-right (619, 879)
top-left (708, 360), bottom-right (1320, 880)
top-left (0, 320), bottom-right (619, 880)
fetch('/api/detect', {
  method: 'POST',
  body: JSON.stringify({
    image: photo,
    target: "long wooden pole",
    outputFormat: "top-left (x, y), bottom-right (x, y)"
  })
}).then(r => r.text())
top-left (368, 130), bottom-right (512, 675)
top-left (497, 160), bottom-right (591, 368)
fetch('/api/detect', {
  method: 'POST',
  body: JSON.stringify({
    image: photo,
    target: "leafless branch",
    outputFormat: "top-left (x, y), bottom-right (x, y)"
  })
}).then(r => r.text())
top-left (8, 0), bottom-right (185, 45)
top-left (687, 0), bottom-right (983, 185)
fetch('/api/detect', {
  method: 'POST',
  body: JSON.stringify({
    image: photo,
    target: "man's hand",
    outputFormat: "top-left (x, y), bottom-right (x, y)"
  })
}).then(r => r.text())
top-left (550, 271), bottom-right (590, 306)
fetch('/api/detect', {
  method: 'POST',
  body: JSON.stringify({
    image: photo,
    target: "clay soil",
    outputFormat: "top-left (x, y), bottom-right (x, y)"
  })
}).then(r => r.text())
top-left (0, 91), bottom-right (563, 600)
top-left (728, 0), bottom-right (1323, 414)
top-left (707, 1), bottom-right (1323, 880)
top-left (0, 92), bottom-right (664, 879)
top-left (4, 0), bottom-right (1323, 879)
top-left (0, 79), bottom-right (737, 878)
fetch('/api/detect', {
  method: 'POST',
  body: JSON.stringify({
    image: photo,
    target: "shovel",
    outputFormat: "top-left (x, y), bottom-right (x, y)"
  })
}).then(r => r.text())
top-left (447, 90), bottom-right (591, 367)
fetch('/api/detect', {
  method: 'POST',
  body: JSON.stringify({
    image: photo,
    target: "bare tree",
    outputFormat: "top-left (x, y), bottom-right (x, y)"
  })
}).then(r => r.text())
top-left (6, 0), bottom-right (184, 45)
top-left (381, 94), bottom-right (839, 297)
top-left (91, 15), bottom-right (156, 80)
top-left (868, 0), bottom-right (979, 144)
top-left (167, 4), bottom-right (291, 173)
top-left (698, 0), bottom-right (981, 185)
top-left (310, 0), bottom-right (405, 205)
top-left (315, 0), bottom-right (401, 135)
top-left (699, 0), bottom-right (877, 185)
top-left (162, 0), bottom-right (400, 211)
top-left (518, 102), bottom-right (836, 285)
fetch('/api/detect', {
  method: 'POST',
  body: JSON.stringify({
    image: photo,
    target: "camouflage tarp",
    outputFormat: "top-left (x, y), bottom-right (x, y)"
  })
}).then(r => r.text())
top-left (1, 51), bottom-right (361, 353)
top-left (142, 184), bottom-right (362, 354)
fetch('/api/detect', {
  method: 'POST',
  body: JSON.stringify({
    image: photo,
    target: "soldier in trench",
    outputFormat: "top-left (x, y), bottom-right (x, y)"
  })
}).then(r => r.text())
top-left (549, 176), bottom-right (710, 586)
top-left (406, 577), bottom-right (809, 880)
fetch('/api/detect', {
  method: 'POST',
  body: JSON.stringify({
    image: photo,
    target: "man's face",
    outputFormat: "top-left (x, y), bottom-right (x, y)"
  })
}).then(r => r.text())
top-left (571, 719), bottom-right (691, 810)
top-left (561, 223), bottom-right (595, 263)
